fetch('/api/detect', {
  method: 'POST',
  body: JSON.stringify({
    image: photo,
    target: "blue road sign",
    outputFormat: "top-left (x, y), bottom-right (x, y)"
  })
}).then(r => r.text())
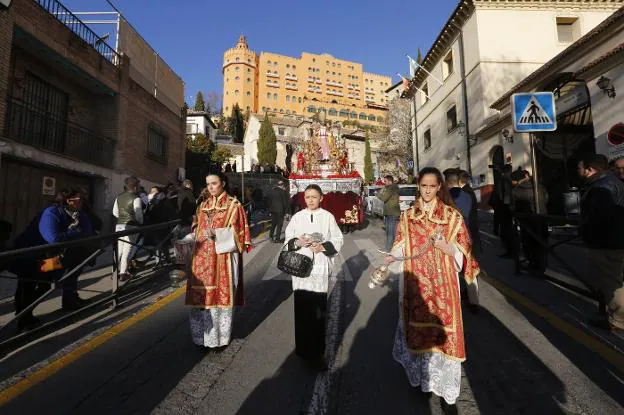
top-left (511, 92), bottom-right (557, 132)
top-left (407, 160), bottom-right (414, 169)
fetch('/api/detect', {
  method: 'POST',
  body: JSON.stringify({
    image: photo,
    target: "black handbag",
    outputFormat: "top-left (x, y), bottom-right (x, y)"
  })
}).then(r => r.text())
top-left (277, 245), bottom-right (314, 278)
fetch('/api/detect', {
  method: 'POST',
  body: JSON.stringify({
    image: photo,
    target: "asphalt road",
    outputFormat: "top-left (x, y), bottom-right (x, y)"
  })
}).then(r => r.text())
top-left (0, 217), bottom-right (623, 414)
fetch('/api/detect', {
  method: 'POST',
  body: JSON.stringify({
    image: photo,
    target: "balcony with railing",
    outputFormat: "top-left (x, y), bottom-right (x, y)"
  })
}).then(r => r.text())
top-left (285, 74), bottom-right (298, 81)
top-left (34, 0), bottom-right (121, 66)
top-left (4, 98), bottom-right (115, 168)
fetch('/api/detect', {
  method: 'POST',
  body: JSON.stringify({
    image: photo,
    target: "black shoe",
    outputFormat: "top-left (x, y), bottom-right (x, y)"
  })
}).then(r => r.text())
top-left (119, 272), bottom-right (133, 282)
top-left (588, 314), bottom-right (620, 332)
top-left (17, 315), bottom-right (42, 331)
top-left (62, 296), bottom-right (90, 311)
top-left (440, 397), bottom-right (459, 415)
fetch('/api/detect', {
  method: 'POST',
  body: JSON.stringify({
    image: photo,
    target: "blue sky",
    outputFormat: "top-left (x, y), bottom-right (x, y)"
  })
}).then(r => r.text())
top-left (62, 0), bottom-right (458, 109)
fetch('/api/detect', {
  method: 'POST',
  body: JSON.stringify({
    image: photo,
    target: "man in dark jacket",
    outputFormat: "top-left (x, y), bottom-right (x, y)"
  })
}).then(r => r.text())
top-left (445, 170), bottom-right (472, 227)
top-left (177, 179), bottom-right (196, 226)
top-left (458, 170), bottom-right (482, 258)
top-left (269, 181), bottom-right (290, 243)
top-left (377, 175), bottom-right (401, 251)
top-left (513, 170), bottom-right (549, 275)
top-left (579, 154), bottom-right (624, 331)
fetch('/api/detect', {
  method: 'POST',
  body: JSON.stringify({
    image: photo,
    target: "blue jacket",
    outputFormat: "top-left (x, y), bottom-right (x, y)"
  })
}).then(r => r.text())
top-left (449, 188), bottom-right (472, 228)
top-left (14, 206), bottom-right (93, 249)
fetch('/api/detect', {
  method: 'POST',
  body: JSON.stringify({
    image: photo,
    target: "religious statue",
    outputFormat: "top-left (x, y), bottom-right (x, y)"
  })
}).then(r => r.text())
top-left (318, 126), bottom-right (330, 161)
top-left (296, 149), bottom-right (306, 173)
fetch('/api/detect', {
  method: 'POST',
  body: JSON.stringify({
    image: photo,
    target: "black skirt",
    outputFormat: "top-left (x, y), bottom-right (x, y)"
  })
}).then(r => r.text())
top-left (294, 290), bottom-right (327, 360)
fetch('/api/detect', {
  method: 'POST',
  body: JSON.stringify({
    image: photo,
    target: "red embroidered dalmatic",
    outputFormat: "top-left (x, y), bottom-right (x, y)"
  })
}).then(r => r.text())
top-left (393, 198), bottom-right (479, 362)
top-left (186, 192), bottom-right (251, 309)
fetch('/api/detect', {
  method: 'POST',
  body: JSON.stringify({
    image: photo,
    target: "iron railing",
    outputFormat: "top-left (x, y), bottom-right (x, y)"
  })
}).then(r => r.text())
top-left (34, 0), bottom-right (121, 65)
top-left (5, 98), bottom-right (116, 168)
top-left (0, 220), bottom-right (182, 350)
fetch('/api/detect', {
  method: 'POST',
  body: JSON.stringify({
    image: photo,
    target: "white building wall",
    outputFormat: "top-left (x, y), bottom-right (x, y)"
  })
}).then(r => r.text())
top-left (413, 4), bottom-right (619, 180)
top-left (587, 64), bottom-right (624, 159)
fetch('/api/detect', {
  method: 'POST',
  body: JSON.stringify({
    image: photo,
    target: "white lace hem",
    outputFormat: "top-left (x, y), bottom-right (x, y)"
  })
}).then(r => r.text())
top-left (392, 317), bottom-right (461, 405)
top-left (189, 308), bottom-right (233, 347)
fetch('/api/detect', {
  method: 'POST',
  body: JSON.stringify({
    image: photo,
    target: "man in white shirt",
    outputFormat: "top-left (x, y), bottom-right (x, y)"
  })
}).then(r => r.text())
top-left (112, 176), bottom-right (144, 281)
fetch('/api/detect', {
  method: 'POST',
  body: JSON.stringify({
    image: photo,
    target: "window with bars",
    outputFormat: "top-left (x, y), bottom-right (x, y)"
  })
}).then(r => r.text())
top-left (147, 126), bottom-right (167, 163)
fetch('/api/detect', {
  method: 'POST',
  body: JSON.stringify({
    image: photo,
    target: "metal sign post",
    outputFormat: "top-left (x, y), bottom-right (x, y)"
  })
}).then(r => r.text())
top-left (511, 92), bottom-right (557, 215)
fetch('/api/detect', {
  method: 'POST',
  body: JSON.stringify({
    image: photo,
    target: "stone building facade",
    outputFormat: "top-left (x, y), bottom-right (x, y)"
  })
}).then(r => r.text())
top-left (222, 35), bottom-right (391, 128)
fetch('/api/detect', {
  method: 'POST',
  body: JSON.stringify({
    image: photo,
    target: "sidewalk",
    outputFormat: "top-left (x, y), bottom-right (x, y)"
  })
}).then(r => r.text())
top-left (476, 211), bottom-right (624, 360)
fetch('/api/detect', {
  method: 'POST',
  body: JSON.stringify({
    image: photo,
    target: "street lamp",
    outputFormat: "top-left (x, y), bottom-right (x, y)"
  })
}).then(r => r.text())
top-left (597, 76), bottom-right (616, 98)
top-left (457, 120), bottom-right (477, 146)
top-left (502, 129), bottom-right (514, 144)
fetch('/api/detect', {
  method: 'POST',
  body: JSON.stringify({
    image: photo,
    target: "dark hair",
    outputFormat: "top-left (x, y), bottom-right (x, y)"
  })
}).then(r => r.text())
top-left (384, 175), bottom-right (394, 183)
top-left (444, 170), bottom-right (460, 186)
top-left (53, 188), bottom-right (82, 207)
top-left (124, 176), bottom-right (139, 190)
top-left (458, 170), bottom-right (470, 183)
top-left (203, 171), bottom-right (230, 195)
top-left (417, 167), bottom-right (455, 208)
top-left (304, 184), bottom-right (323, 196)
top-left (582, 154), bottom-right (609, 173)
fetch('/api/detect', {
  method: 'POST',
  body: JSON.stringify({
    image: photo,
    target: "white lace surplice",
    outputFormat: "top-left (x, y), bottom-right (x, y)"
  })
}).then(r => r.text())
top-left (390, 241), bottom-right (471, 405)
top-left (284, 208), bottom-right (344, 293)
top-left (189, 253), bottom-right (240, 347)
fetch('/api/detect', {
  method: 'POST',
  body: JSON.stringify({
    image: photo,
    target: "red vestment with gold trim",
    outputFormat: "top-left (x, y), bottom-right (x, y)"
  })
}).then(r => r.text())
top-left (393, 199), bottom-right (479, 362)
top-left (186, 192), bottom-right (251, 309)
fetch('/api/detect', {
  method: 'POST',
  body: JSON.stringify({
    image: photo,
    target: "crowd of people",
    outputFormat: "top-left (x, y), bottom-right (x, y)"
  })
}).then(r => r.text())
top-left (1, 153), bottom-right (621, 414)
top-left (0, 177), bottom-right (199, 330)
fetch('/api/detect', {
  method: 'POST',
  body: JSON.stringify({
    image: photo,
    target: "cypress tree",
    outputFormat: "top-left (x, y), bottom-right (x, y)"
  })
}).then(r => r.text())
top-left (229, 104), bottom-right (245, 143)
top-left (194, 91), bottom-right (206, 112)
top-left (364, 130), bottom-right (374, 183)
top-left (258, 113), bottom-right (277, 165)
top-left (417, 48), bottom-right (423, 64)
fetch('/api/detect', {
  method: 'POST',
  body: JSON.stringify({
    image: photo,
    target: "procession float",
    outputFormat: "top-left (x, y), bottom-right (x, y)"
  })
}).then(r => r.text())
top-left (289, 122), bottom-right (364, 228)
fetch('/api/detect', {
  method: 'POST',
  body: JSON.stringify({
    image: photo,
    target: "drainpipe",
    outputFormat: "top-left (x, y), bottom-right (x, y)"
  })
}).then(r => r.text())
top-left (451, 22), bottom-right (472, 176)
top-left (410, 94), bottom-right (420, 174)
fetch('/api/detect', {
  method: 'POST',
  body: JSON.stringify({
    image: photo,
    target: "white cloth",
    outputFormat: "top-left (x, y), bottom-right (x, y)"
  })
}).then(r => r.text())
top-left (115, 224), bottom-right (138, 274)
top-left (112, 197), bottom-right (144, 225)
top-left (189, 253), bottom-right (240, 347)
top-left (284, 208), bottom-right (344, 293)
top-left (391, 240), bottom-right (467, 405)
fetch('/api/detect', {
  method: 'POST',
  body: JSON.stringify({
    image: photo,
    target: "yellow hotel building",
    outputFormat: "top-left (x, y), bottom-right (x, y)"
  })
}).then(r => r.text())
top-left (222, 36), bottom-right (391, 126)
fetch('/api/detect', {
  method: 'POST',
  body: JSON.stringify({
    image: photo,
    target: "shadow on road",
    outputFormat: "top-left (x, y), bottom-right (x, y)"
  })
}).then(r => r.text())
top-left (235, 247), bottom-right (371, 414)
top-left (463, 304), bottom-right (569, 414)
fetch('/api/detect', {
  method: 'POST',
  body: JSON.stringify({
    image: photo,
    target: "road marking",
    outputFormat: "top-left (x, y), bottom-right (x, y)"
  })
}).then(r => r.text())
top-left (0, 284), bottom-right (187, 407)
top-left (480, 272), bottom-right (624, 372)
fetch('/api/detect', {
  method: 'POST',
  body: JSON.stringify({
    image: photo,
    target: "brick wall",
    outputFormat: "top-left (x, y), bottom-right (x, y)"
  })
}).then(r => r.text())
top-left (116, 59), bottom-right (185, 186)
top-left (9, 47), bottom-right (118, 136)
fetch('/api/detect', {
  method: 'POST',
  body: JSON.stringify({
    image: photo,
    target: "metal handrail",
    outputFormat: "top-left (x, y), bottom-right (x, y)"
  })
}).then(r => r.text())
top-left (0, 219), bottom-right (182, 348)
top-left (0, 220), bottom-right (181, 264)
top-left (34, 0), bottom-right (121, 66)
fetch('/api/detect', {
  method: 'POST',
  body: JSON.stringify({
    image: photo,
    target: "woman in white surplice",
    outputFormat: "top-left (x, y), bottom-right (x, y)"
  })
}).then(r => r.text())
top-left (284, 184), bottom-right (343, 370)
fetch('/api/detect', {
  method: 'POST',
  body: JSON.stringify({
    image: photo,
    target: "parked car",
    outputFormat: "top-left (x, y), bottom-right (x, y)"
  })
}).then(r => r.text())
top-left (365, 185), bottom-right (383, 216)
top-left (398, 185), bottom-right (419, 211)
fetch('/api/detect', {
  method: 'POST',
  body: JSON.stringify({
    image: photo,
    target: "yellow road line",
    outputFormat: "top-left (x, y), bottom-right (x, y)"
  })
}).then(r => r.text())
top-left (0, 285), bottom-right (187, 407)
top-left (480, 272), bottom-right (624, 372)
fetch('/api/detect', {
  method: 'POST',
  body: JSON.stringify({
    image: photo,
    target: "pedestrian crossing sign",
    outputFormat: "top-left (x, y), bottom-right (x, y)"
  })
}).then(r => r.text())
top-left (511, 92), bottom-right (557, 132)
